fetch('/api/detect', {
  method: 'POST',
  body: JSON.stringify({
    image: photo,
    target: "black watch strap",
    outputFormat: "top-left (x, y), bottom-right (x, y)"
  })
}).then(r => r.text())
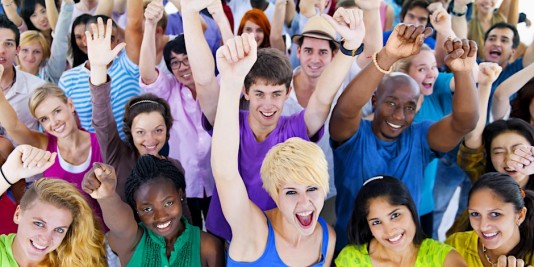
top-left (339, 41), bottom-right (364, 57)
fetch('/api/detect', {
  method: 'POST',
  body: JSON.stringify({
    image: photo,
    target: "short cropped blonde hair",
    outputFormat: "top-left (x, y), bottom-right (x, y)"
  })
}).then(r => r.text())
top-left (19, 30), bottom-right (51, 60)
top-left (260, 137), bottom-right (329, 198)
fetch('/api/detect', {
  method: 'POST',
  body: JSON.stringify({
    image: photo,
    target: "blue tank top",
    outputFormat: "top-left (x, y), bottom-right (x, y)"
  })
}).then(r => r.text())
top-left (227, 216), bottom-right (330, 266)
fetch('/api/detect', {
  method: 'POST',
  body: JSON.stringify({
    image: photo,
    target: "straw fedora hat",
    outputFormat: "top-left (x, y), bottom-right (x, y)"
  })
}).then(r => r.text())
top-left (291, 15), bottom-right (339, 48)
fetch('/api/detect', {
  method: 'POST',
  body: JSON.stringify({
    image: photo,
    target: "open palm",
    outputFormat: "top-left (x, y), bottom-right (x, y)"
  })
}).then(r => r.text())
top-left (86, 18), bottom-right (126, 68)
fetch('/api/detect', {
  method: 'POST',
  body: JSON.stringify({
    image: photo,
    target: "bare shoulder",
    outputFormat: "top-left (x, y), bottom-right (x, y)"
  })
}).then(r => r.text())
top-left (200, 231), bottom-right (225, 267)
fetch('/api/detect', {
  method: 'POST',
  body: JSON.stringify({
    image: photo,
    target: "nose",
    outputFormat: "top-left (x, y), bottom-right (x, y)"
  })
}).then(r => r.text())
top-left (153, 208), bottom-right (167, 221)
top-left (478, 216), bottom-right (491, 231)
top-left (36, 231), bottom-right (52, 245)
top-left (298, 192), bottom-right (311, 205)
top-left (392, 106), bottom-right (405, 121)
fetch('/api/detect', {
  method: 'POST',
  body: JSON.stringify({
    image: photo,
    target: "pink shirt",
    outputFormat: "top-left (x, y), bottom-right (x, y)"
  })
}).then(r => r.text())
top-left (140, 69), bottom-right (214, 199)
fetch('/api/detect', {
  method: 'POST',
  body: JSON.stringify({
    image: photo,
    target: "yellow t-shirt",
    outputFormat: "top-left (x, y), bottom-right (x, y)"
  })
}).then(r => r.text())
top-left (446, 231), bottom-right (534, 267)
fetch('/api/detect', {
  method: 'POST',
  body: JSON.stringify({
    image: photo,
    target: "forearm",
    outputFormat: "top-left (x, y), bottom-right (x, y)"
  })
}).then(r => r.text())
top-left (2, 1), bottom-right (23, 27)
top-left (284, 0), bottom-right (296, 27)
top-left (450, 71), bottom-right (479, 133)
top-left (358, 7), bottom-right (382, 67)
top-left (464, 83), bottom-right (490, 150)
top-left (0, 165), bottom-right (16, 196)
top-left (45, 0), bottom-right (59, 30)
top-left (125, 0), bottom-right (143, 64)
top-left (270, 1), bottom-right (287, 52)
top-left (46, 1), bottom-right (73, 82)
top-left (209, 5), bottom-right (234, 44)
top-left (450, 13), bottom-right (467, 39)
top-left (97, 193), bottom-right (137, 236)
top-left (113, 0), bottom-right (126, 13)
top-left (139, 22), bottom-right (158, 84)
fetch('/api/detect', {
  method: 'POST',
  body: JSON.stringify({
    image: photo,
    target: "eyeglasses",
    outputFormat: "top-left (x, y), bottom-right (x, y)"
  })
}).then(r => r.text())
top-left (170, 57), bottom-right (189, 70)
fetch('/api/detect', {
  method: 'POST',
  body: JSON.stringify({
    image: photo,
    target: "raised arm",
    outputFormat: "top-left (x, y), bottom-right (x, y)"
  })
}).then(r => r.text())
top-left (329, 24), bottom-right (433, 145)
top-left (44, 0), bottom-right (73, 84)
top-left (211, 34), bottom-right (267, 256)
top-left (124, 0), bottom-right (143, 64)
top-left (430, 5), bottom-right (467, 68)
top-left (45, 0), bottom-right (59, 31)
top-left (498, 0), bottom-right (519, 26)
top-left (182, 0), bottom-right (220, 125)
top-left (304, 8), bottom-right (365, 137)
top-left (1, 145), bottom-right (55, 196)
top-left (2, 0), bottom-right (23, 28)
top-left (95, 0), bottom-right (114, 17)
top-left (522, 32), bottom-right (534, 67)
top-left (139, 0), bottom-right (164, 85)
top-left (206, 0), bottom-right (234, 44)
top-left (0, 66), bottom-right (47, 149)
top-left (463, 62), bottom-right (502, 149)
top-left (427, 38), bottom-right (479, 152)
top-left (355, 0), bottom-right (383, 68)
top-left (492, 61), bottom-right (534, 121)
top-left (270, 0), bottom-right (289, 52)
top-left (82, 163), bottom-right (140, 263)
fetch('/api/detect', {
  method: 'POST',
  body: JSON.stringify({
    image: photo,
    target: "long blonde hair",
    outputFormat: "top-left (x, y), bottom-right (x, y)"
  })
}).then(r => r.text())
top-left (19, 178), bottom-right (107, 266)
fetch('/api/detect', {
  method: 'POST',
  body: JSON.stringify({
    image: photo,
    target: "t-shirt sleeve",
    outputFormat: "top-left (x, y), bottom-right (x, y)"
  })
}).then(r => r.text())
top-left (287, 110), bottom-right (324, 143)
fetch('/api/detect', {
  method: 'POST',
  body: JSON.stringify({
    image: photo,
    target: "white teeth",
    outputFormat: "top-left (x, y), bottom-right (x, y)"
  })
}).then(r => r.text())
top-left (32, 241), bottom-right (47, 250)
top-left (483, 232), bottom-right (498, 238)
top-left (297, 211), bottom-right (312, 216)
top-left (261, 111), bottom-right (275, 117)
top-left (145, 145), bottom-right (156, 149)
top-left (182, 74), bottom-right (191, 77)
top-left (386, 121), bottom-right (402, 129)
top-left (388, 234), bottom-right (402, 242)
top-left (54, 124), bottom-right (65, 132)
top-left (157, 221), bottom-right (171, 229)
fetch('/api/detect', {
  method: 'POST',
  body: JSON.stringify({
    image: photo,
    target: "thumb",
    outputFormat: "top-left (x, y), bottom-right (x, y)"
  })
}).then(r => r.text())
top-left (110, 42), bottom-right (127, 58)
top-left (247, 33), bottom-right (258, 60)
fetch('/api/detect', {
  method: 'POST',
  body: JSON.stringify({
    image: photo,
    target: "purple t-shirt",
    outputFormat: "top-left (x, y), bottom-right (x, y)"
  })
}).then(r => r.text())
top-left (203, 110), bottom-right (323, 240)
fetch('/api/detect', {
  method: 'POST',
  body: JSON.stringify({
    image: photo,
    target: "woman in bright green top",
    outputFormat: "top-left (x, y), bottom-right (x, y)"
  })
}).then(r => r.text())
top-left (335, 176), bottom-right (466, 267)
top-left (0, 145), bottom-right (107, 267)
top-left (446, 172), bottom-right (534, 267)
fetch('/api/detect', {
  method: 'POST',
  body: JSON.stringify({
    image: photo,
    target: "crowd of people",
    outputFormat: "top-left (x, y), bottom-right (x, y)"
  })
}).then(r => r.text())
top-left (0, 0), bottom-right (533, 266)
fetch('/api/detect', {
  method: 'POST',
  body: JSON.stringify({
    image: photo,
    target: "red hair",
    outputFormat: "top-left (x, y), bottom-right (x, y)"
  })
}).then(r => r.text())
top-left (237, 8), bottom-right (271, 48)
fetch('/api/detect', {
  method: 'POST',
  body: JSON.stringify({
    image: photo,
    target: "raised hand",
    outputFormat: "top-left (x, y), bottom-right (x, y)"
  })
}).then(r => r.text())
top-left (444, 37), bottom-right (477, 73)
top-left (505, 145), bottom-right (534, 177)
top-left (354, 0), bottom-right (381, 10)
top-left (1, 145), bottom-right (56, 184)
top-left (322, 7), bottom-right (365, 50)
top-left (429, 6), bottom-right (452, 35)
top-left (144, 0), bottom-right (164, 26)
top-left (181, 0), bottom-right (215, 13)
top-left (477, 62), bottom-right (502, 86)
top-left (82, 162), bottom-right (118, 200)
top-left (216, 33), bottom-right (257, 84)
top-left (384, 24), bottom-right (433, 61)
top-left (86, 17), bottom-right (126, 68)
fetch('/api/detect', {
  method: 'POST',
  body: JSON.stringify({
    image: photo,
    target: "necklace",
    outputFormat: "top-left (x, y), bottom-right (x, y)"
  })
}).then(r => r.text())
top-left (482, 244), bottom-right (497, 267)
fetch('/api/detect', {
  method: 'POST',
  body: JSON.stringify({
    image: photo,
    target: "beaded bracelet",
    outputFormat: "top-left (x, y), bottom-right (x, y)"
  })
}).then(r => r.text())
top-left (0, 166), bottom-right (12, 186)
top-left (372, 52), bottom-right (392, 74)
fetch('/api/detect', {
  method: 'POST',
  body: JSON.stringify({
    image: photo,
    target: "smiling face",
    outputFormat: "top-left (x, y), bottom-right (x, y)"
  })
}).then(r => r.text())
top-left (372, 77), bottom-right (419, 141)
top-left (134, 177), bottom-right (183, 243)
top-left (276, 182), bottom-right (325, 236)
top-left (243, 20), bottom-right (265, 47)
top-left (29, 4), bottom-right (50, 32)
top-left (468, 188), bottom-right (525, 252)
top-left (34, 96), bottom-right (77, 138)
top-left (244, 81), bottom-right (289, 132)
top-left (297, 37), bottom-right (334, 79)
top-left (169, 52), bottom-right (194, 89)
top-left (407, 50), bottom-right (438, 96)
top-left (18, 41), bottom-right (44, 72)
top-left (366, 197), bottom-right (416, 252)
top-left (0, 28), bottom-right (19, 70)
top-left (483, 27), bottom-right (515, 68)
top-left (475, 0), bottom-right (496, 15)
top-left (490, 132), bottom-right (531, 187)
top-left (12, 200), bottom-right (72, 265)
top-left (73, 24), bottom-right (87, 54)
top-left (131, 111), bottom-right (167, 156)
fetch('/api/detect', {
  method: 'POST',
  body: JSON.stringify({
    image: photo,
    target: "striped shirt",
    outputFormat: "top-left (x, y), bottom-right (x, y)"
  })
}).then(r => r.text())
top-left (59, 51), bottom-right (141, 139)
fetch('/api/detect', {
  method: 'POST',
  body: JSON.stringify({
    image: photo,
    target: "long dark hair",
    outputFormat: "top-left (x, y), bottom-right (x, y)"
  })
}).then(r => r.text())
top-left (347, 176), bottom-right (426, 246)
top-left (469, 172), bottom-right (534, 263)
top-left (482, 118), bottom-right (534, 190)
top-left (70, 14), bottom-right (91, 67)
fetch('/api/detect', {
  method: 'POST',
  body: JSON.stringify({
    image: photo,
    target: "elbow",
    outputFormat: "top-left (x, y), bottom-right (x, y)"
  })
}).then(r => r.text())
top-left (454, 112), bottom-right (479, 134)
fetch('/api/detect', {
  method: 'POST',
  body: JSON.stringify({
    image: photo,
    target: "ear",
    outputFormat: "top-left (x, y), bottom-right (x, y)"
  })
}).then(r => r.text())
top-left (518, 206), bottom-right (527, 226)
top-left (13, 205), bottom-right (21, 225)
top-left (243, 86), bottom-right (250, 101)
top-left (67, 98), bottom-right (76, 112)
top-left (296, 45), bottom-right (301, 59)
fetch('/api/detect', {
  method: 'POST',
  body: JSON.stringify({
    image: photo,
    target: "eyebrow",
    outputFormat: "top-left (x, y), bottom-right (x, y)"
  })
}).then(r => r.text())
top-left (33, 217), bottom-right (70, 229)
top-left (368, 208), bottom-right (401, 221)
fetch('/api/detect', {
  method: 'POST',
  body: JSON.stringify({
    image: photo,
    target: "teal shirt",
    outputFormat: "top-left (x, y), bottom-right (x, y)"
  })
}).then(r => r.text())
top-left (0, 234), bottom-right (18, 267)
top-left (127, 218), bottom-right (201, 267)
